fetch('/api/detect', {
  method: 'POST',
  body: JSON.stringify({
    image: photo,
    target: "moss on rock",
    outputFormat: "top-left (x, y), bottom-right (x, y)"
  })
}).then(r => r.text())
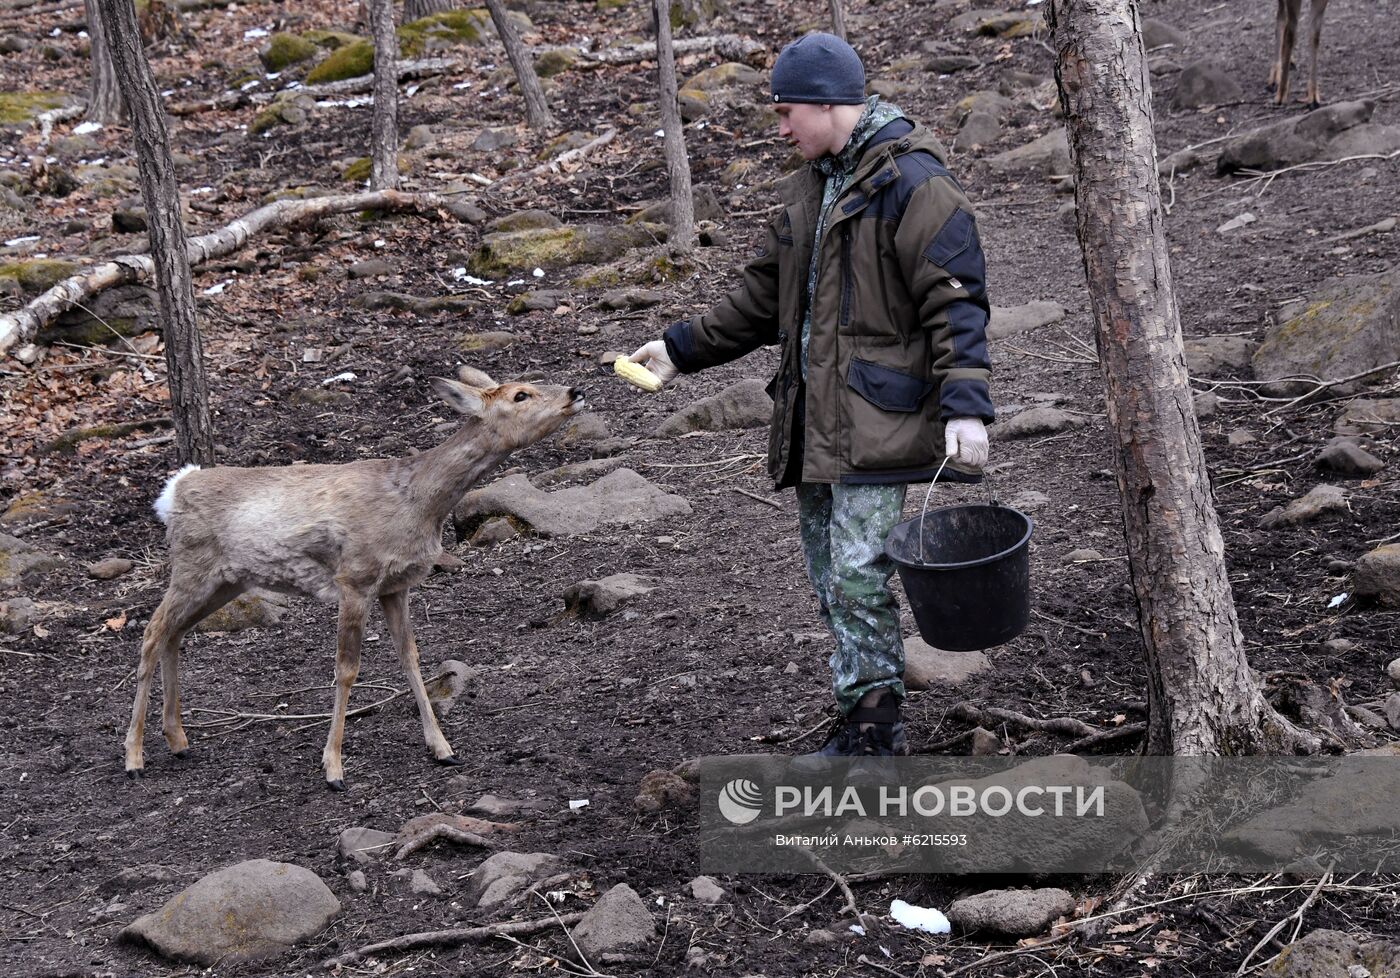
top-left (0, 91), bottom-right (69, 125)
top-left (398, 8), bottom-right (490, 57)
top-left (468, 224), bottom-right (654, 278)
top-left (305, 40), bottom-right (373, 84)
top-left (301, 29), bottom-right (361, 50)
top-left (533, 47), bottom-right (579, 78)
top-left (0, 258), bottom-right (79, 294)
top-left (259, 32), bottom-right (320, 71)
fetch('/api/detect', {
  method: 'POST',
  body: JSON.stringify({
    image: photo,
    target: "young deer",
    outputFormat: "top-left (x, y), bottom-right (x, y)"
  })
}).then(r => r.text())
top-left (124, 368), bottom-right (585, 790)
top-left (1269, 0), bottom-right (1330, 108)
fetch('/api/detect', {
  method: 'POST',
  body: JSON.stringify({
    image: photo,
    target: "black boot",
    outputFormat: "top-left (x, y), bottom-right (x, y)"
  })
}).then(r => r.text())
top-left (807, 689), bottom-right (909, 758)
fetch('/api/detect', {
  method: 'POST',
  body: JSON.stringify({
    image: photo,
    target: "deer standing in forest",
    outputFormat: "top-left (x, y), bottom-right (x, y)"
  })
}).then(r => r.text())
top-left (1269, 0), bottom-right (1330, 107)
top-left (124, 368), bottom-right (585, 790)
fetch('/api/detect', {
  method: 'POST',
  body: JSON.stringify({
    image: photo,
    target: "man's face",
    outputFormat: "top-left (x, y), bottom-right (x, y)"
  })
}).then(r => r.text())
top-left (776, 102), bottom-right (835, 160)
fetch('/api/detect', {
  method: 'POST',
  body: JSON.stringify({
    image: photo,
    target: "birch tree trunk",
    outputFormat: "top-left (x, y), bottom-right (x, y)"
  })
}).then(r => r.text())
top-left (654, 0), bottom-right (695, 253)
top-left (404, 0), bottom-right (455, 19)
top-left (368, 0), bottom-right (399, 190)
top-left (94, 0), bottom-right (213, 466)
top-left (484, 0), bottom-right (554, 131)
top-left (1047, 0), bottom-right (1313, 755)
top-left (828, 0), bottom-right (848, 41)
top-left (84, 0), bottom-right (124, 124)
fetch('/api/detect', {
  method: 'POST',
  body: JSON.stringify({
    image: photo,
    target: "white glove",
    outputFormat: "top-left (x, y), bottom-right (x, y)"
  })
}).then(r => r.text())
top-left (629, 339), bottom-right (679, 386)
top-left (945, 417), bottom-right (989, 469)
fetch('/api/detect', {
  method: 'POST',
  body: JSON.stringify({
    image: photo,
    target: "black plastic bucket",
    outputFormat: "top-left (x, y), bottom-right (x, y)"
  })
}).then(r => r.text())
top-left (885, 502), bottom-right (1033, 652)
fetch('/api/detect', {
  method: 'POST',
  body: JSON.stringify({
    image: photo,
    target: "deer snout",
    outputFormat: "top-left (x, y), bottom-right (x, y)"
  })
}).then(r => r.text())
top-left (568, 388), bottom-right (586, 408)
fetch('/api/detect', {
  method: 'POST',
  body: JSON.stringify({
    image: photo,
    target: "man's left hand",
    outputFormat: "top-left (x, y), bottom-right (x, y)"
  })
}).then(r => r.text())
top-left (944, 417), bottom-right (989, 469)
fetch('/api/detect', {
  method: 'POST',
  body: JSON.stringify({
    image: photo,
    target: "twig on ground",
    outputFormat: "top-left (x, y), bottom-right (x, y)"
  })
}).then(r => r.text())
top-left (489, 129), bottom-right (617, 190)
top-left (1235, 866), bottom-right (1333, 975)
top-left (1262, 359), bottom-right (1400, 416)
top-left (1063, 722), bottom-right (1145, 753)
top-left (949, 702), bottom-right (1100, 738)
top-left (795, 848), bottom-right (870, 927)
top-left (730, 487), bottom-right (783, 509)
top-left (1235, 149), bottom-right (1400, 194)
top-left (320, 912), bottom-right (587, 969)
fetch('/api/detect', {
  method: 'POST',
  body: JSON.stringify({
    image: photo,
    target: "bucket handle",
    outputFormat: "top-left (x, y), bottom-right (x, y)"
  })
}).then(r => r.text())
top-left (914, 457), bottom-right (996, 565)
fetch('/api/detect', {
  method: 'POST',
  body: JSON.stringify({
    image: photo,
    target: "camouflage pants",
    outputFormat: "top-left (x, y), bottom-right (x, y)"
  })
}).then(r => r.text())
top-left (796, 482), bottom-right (907, 714)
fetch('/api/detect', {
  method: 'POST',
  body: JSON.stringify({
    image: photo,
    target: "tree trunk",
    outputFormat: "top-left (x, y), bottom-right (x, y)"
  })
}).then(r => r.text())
top-left (484, 0), bottom-right (554, 131)
top-left (368, 0), bottom-right (399, 190)
top-left (1047, 0), bottom-right (1314, 756)
top-left (94, 0), bottom-right (213, 467)
top-left (403, 0), bottom-right (455, 20)
top-left (828, 0), bottom-right (847, 41)
top-left (654, 0), bottom-right (695, 252)
top-left (83, 0), bottom-right (124, 123)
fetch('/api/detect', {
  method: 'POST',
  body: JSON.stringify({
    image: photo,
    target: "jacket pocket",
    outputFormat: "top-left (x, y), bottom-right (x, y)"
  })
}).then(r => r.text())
top-left (847, 358), bottom-right (933, 413)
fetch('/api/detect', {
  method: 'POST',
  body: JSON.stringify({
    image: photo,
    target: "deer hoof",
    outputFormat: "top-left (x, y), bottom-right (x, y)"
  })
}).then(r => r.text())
top-left (327, 779), bottom-right (347, 792)
top-left (126, 768), bottom-right (143, 780)
top-left (171, 749), bottom-right (190, 759)
top-left (435, 755), bottom-right (465, 767)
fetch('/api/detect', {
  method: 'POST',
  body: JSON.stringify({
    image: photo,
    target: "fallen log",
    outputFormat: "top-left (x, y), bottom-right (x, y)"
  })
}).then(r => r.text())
top-left (580, 33), bottom-right (765, 66)
top-left (488, 127), bottom-right (616, 190)
top-left (0, 189), bottom-right (463, 357)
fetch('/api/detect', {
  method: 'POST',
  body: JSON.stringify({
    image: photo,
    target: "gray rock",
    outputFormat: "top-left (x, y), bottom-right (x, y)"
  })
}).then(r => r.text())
top-left (1353, 544), bottom-right (1400, 607)
top-left (947, 887), bottom-right (1076, 937)
top-left (1324, 123), bottom-right (1400, 159)
top-left (532, 457), bottom-right (627, 489)
top-left (564, 572), bottom-right (657, 619)
top-left (86, 556), bottom-right (134, 580)
top-left (571, 883), bottom-right (655, 960)
top-left (1183, 335), bottom-right (1256, 377)
top-left (1254, 267), bottom-right (1400, 398)
top-left (404, 124), bottom-right (435, 150)
top-left (472, 127), bottom-right (519, 152)
top-left (118, 859), bottom-right (339, 966)
top-left (1384, 693), bottom-right (1400, 731)
top-left (1315, 440), bottom-right (1385, 476)
top-left (628, 186), bottom-right (724, 226)
top-left (339, 827), bottom-right (398, 864)
top-left (1334, 398), bottom-right (1400, 437)
top-left (194, 590), bottom-right (286, 632)
top-left (687, 875), bottom-right (726, 904)
top-left (1217, 99), bottom-right (1375, 174)
top-left (455, 329), bottom-right (519, 354)
top-left (1009, 489), bottom-right (1050, 513)
top-left (0, 35), bottom-right (33, 53)
top-left (348, 258), bottom-right (394, 279)
top-left (1066, 548), bottom-right (1104, 563)
top-left (423, 660), bottom-right (481, 717)
top-left (488, 208), bottom-right (562, 233)
top-left (1140, 18), bottom-right (1187, 51)
top-left (1260, 484), bottom-right (1349, 529)
top-left (969, 727), bottom-right (1002, 755)
top-left (464, 851), bottom-right (562, 911)
top-left (1387, 657), bottom-right (1400, 689)
top-left (902, 636), bottom-right (991, 688)
top-left (987, 129), bottom-right (1070, 177)
top-left (506, 289), bottom-right (568, 314)
top-left (454, 468), bottom-right (692, 540)
top-left (470, 517), bottom-right (519, 547)
top-left (0, 596), bottom-right (37, 635)
top-left (112, 201), bottom-right (148, 233)
top-left (993, 406), bottom-right (1082, 440)
top-left (347, 870), bottom-right (368, 893)
top-left (1193, 392), bottom-right (1219, 419)
top-left (467, 794), bottom-right (547, 817)
top-left (597, 287), bottom-right (663, 310)
top-left (445, 199), bottom-right (487, 223)
top-left (657, 378), bottom-right (771, 436)
top-left (987, 301), bottom-right (1067, 339)
top-left (1172, 59), bottom-right (1242, 108)
top-left (950, 90), bottom-right (1015, 125)
top-left (926, 54), bottom-right (980, 74)
top-left (1270, 929), bottom-right (1400, 978)
top-left (558, 413), bottom-right (613, 448)
top-left (0, 533), bottom-right (62, 587)
top-left (1228, 429), bottom-right (1258, 445)
top-left (1055, 200), bottom-right (1077, 230)
top-left (408, 869), bottom-right (442, 897)
top-left (100, 864), bottom-right (181, 896)
top-left (956, 110), bottom-right (1002, 148)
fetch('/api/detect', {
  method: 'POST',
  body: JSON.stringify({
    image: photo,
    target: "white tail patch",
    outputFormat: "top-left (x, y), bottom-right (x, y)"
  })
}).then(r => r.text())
top-left (153, 464), bottom-right (200, 525)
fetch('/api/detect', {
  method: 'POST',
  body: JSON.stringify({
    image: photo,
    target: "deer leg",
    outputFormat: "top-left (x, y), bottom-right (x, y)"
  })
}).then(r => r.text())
top-left (1306, 1), bottom-right (1326, 107)
top-left (125, 576), bottom-right (241, 776)
top-left (380, 590), bottom-right (459, 766)
top-left (1275, 0), bottom-right (1300, 105)
top-left (1268, 0), bottom-right (1287, 92)
top-left (323, 587), bottom-right (371, 791)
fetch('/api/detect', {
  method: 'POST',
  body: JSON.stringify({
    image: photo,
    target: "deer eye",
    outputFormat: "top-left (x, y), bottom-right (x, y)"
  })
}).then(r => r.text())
top-left (513, 390), bottom-right (531, 402)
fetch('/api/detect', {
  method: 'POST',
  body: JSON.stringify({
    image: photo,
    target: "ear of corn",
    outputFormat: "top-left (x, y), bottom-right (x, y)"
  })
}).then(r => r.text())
top-left (613, 356), bottom-right (663, 393)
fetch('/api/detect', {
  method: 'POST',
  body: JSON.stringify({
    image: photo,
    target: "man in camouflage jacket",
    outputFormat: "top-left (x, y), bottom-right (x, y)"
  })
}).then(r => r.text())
top-left (631, 33), bottom-right (995, 756)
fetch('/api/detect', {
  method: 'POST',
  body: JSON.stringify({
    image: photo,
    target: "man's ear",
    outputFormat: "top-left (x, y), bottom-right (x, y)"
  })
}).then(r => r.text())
top-left (456, 365), bottom-right (497, 389)
top-left (430, 377), bottom-right (485, 417)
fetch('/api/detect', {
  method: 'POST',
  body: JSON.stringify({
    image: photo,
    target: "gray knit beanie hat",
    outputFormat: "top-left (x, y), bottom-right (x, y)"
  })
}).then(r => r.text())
top-left (770, 32), bottom-right (866, 105)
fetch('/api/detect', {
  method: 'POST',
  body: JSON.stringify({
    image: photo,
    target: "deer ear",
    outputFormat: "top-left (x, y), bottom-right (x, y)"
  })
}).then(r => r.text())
top-left (455, 365), bottom-right (497, 390)
top-left (430, 377), bottom-right (485, 417)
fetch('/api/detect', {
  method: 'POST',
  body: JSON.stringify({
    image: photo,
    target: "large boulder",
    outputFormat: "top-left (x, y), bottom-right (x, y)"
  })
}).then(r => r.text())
top-left (1171, 59), bottom-right (1242, 109)
top-left (987, 300), bottom-right (1066, 339)
top-left (453, 468), bottom-right (692, 540)
top-left (570, 883), bottom-right (655, 960)
top-left (1252, 267), bottom-right (1400, 395)
top-left (1353, 544), bottom-right (1400, 607)
top-left (1269, 929), bottom-right (1400, 978)
top-left (986, 129), bottom-right (1070, 177)
top-left (902, 636), bottom-right (991, 689)
top-left (657, 378), bottom-right (772, 436)
top-left (947, 887), bottom-right (1075, 937)
top-left (468, 224), bottom-right (655, 277)
top-left (118, 860), bottom-right (339, 966)
top-left (1184, 335), bottom-right (1256, 377)
top-left (1216, 99), bottom-right (1375, 174)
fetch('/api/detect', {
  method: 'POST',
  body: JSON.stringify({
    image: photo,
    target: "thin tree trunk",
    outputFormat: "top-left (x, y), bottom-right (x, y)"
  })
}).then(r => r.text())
top-left (403, 0), bottom-right (454, 20)
top-left (368, 0), bottom-right (398, 190)
top-left (654, 0), bottom-right (695, 253)
top-left (483, 0), bottom-right (554, 131)
top-left (94, 0), bottom-right (213, 466)
top-left (1047, 0), bottom-right (1314, 756)
top-left (828, 0), bottom-right (847, 41)
top-left (83, 0), bottom-right (123, 123)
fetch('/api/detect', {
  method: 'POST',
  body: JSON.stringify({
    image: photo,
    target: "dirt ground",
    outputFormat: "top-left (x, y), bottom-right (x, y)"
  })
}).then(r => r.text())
top-left (2, 0), bottom-right (1399, 974)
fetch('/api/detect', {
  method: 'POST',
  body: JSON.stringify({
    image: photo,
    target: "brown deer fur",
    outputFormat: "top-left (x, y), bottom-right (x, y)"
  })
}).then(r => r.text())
top-left (1269, 0), bottom-right (1330, 107)
top-left (124, 369), bottom-right (584, 789)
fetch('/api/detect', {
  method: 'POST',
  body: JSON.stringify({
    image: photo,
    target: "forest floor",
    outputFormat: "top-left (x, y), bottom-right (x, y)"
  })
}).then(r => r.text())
top-left (1, 0), bottom-right (1399, 975)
